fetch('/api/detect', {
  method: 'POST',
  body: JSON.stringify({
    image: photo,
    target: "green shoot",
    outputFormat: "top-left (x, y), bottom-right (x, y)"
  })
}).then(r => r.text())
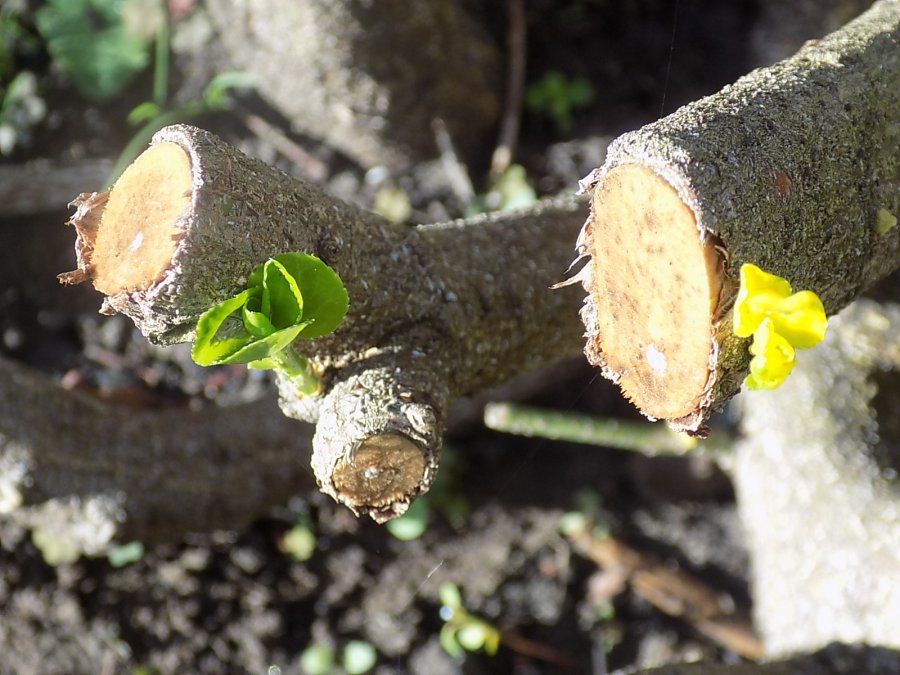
top-left (192, 253), bottom-right (348, 396)
top-left (438, 582), bottom-right (501, 658)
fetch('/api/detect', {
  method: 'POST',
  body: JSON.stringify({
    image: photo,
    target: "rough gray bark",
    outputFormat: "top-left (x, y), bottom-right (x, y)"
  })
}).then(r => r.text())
top-left (0, 355), bottom-right (314, 546)
top-left (60, 124), bottom-right (585, 521)
top-left (205, 0), bottom-right (502, 171)
top-left (577, 0), bottom-right (899, 432)
top-left (735, 299), bottom-right (900, 654)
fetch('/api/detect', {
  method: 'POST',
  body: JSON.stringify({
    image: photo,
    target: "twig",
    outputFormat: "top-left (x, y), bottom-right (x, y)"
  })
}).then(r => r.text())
top-left (490, 0), bottom-right (527, 179)
top-left (566, 522), bottom-right (764, 660)
top-left (433, 118), bottom-right (476, 206)
top-left (240, 109), bottom-right (329, 182)
top-left (484, 402), bottom-right (732, 456)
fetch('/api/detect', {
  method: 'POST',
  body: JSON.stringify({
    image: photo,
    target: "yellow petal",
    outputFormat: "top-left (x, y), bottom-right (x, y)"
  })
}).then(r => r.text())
top-left (765, 290), bottom-right (827, 349)
top-left (745, 318), bottom-right (795, 390)
top-left (733, 264), bottom-right (827, 349)
top-left (733, 263), bottom-right (792, 337)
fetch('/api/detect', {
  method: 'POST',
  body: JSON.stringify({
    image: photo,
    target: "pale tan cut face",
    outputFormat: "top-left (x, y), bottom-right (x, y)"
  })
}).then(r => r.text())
top-left (332, 433), bottom-right (427, 511)
top-left (92, 143), bottom-right (192, 295)
top-left (588, 164), bottom-right (722, 419)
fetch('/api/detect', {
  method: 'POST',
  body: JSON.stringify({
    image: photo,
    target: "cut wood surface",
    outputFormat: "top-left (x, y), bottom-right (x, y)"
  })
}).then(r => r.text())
top-left (60, 124), bottom-right (585, 521)
top-left (574, 0), bottom-right (899, 433)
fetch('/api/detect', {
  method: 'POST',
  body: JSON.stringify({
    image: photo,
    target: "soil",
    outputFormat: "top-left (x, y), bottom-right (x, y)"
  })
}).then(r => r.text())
top-left (0, 1), bottom-right (831, 673)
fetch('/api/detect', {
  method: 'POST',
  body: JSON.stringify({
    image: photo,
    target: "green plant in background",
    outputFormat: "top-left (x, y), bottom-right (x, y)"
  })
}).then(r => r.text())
top-left (35, 0), bottom-right (157, 102)
top-left (0, 2), bottom-right (45, 155)
top-left (107, 540), bottom-right (145, 568)
top-left (732, 263), bottom-right (827, 390)
top-left (108, 1), bottom-right (255, 185)
top-left (36, 0), bottom-right (254, 183)
top-left (0, 70), bottom-right (45, 155)
top-left (281, 517), bottom-right (317, 562)
top-left (466, 163), bottom-right (538, 217)
top-left (1, 1), bottom-right (34, 81)
top-left (192, 253), bottom-right (348, 396)
top-left (385, 493), bottom-right (430, 541)
top-left (299, 644), bottom-right (334, 675)
top-left (372, 186), bottom-right (412, 224)
top-left (298, 640), bottom-right (377, 675)
top-left (342, 641), bottom-right (377, 675)
top-left (438, 582), bottom-right (501, 658)
top-left (525, 70), bottom-right (594, 134)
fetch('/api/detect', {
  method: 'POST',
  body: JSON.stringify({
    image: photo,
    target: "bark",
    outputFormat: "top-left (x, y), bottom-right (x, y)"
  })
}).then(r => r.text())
top-left (205, 0), bottom-right (502, 171)
top-left (574, 0), bottom-right (899, 433)
top-left (734, 299), bottom-right (900, 654)
top-left (0, 355), bottom-right (314, 546)
top-left (59, 124), bottom-right (585, 521)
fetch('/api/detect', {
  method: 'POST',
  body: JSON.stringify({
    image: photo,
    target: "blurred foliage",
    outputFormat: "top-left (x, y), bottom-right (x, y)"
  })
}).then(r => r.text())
top-left (438, 581), bottom-right (501, 658)
top-left (35, 0), bottom-right (160, 102)
top-left (525, 70), bottom-right (594, 134)
top-left (0, 2), bottom-right (44, 154)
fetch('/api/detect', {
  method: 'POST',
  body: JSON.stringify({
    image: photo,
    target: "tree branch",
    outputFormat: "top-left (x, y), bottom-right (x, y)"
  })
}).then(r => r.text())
top-left (206, 0), bottom-right (502, 170)
top-left (59, 124), bottom-right (586, 520)
top-left (0, 355), bottom-right (313, 545)
top-left (574, 0), bottom-right (899, 433)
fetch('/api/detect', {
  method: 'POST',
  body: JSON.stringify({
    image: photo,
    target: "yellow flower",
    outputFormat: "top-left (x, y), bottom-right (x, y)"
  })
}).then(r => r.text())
top-left (745, 318), bottom-right (795, 390)
top-left (733, 264), bottom-right (827, 348)
top-left (733, 263), bottom-right (827, 390)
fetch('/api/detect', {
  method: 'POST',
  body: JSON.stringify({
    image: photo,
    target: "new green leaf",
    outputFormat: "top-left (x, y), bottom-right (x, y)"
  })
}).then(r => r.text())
top-left (191, 253), bottom-right (348, 396)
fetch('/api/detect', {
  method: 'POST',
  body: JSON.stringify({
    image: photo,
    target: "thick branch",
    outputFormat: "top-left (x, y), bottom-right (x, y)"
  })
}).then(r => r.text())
top-left (206, 0), bottom-right (502, 170)
top-left (0, 356), bottom-right (313, 545)
top-left (575, 0), bottom-right (899, 432)
top-left (59, 124), bottom-right (585, 520)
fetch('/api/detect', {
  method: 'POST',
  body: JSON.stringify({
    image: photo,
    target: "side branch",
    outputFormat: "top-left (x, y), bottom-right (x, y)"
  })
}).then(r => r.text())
top-left (575, 0), bottom-right (899, 432)
top-left (60, 125), bottom-right (586, 520)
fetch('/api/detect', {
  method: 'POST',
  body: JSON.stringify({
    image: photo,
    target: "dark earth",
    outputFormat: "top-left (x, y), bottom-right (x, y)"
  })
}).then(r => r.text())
top-left (0, 1), bottom-right (863, 673)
